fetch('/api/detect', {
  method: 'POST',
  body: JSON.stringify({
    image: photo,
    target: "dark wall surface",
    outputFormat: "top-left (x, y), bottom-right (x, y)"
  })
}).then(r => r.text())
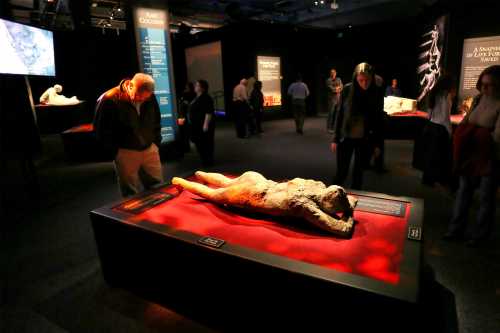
top-left (174, 19), bottom-right (420, 116)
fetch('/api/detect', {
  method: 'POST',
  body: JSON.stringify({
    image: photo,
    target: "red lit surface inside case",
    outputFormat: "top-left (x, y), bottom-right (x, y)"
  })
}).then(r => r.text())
top-left (389, 110), bottom-right (428, 118)
top-left (131, 185), bottom-right (411, 285)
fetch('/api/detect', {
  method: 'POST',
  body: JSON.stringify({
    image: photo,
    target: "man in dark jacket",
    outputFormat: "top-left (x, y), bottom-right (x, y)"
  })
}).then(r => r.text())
top-left (94, 73), bottom-right (163, 197)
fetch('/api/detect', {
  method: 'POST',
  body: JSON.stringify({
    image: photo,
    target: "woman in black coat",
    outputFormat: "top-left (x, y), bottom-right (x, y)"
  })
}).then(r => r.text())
top-left (331, 63), bottom-right (385, 189)
top-left (189, 80), bottom-right (215, 166)
top-left (178, 82), bottom-right (196, 152)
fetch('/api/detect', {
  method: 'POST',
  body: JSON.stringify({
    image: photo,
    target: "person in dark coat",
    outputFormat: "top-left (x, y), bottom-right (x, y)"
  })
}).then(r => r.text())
top-left (189, 80), bottom-right (215, 166)
top-left (444, 65), bottom-right (500, 247)
top-left (178, 82), bottom-right (196, 152)
top-left (421, 74), bottom-right (456, 186)
top-left (249, 80), bottom-right (264, 133)
top-left (331, 63), bottom-right (385, 190)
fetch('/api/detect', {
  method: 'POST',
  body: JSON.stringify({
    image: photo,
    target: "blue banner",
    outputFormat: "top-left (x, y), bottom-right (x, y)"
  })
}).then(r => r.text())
top-left (134, 8), bottom-right (176, 143)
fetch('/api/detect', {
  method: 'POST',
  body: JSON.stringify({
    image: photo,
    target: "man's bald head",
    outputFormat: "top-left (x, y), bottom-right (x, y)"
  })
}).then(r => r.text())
top-left (128, 73), bottom-right (155, 103)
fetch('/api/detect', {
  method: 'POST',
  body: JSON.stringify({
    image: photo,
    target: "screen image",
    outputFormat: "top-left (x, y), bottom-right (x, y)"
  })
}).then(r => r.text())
top-left (134, 8), bottom-right (177, 143)
top-left (185, 41), bottom-right (225, 112)
top-left (459, 35), bottom-right (500, 101)
top-left (0, 18), bottom-right (55, 76)
top-left (257, 56), bottom-right (281, 107)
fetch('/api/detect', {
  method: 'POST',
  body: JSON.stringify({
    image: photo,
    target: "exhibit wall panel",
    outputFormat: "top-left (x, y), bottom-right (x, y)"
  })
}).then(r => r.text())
top-left (185, 41), bottom-right (225, 112)
top-left (459, 35), bottom-right (500, 101)
top-left (133, 7), bottom-right (177, 144)
top-left (257, 56), bottom-right (281, 107)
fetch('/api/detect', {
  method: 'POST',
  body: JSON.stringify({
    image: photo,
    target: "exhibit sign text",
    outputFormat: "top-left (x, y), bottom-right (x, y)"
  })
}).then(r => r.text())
top-left (257, 56), bottom-right (281, 107)
top-left (459, 35), bottom-right (500, 100)
top-left (133, 7), bottom-right (176, 143)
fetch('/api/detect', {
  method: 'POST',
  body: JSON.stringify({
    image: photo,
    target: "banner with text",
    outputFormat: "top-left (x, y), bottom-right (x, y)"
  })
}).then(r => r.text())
top-left (459, 35), bottom-right (500, 101)
top-left (134, 7), bottom-right (176, 143)
top-left (257, 56), bottom-right (281, 107)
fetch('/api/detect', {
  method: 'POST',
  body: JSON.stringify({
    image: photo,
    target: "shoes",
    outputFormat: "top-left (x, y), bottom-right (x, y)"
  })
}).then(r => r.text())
top-left (296, 129), bottom-right (303, 135)
top-left (442, 231), bottom-right (463, 241)
top-left (465, 239), bottom-right (479, 248)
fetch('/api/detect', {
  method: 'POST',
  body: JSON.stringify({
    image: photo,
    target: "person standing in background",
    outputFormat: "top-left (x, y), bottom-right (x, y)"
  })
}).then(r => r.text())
top-left (233, 78), bottom-right (249, 138)
top-left (445, 65), bottom-right (500, 247)
top-left (288, 74), bottom-right (310, 134)
top-left (94, 73), bottom-right (163, 197)
top-left (385, 78), bottom-right (402, 97)
top-left (178, 82), bottom-right (196, 153)
top-left (189, 80), bottom-right (216, 167)
top-left (326, 69), bottom-right (343, 133)
top-left (250, 80), bottom-right (265, 133)
top-left (246, 75), bottom-right (256, 99)
top-left (421, 75), bottom-right (455, 186)
top-left (331, 63), bottom-right (385, 190)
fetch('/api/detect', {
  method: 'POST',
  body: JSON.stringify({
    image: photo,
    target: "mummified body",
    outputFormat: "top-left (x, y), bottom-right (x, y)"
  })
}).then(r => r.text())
top-left (172, 171), bottom-right (357, 237)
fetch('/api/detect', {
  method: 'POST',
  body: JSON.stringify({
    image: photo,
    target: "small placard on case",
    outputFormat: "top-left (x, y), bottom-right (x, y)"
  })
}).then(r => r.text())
top-left (408, 226), bottom-right (422, 241)
top-left (198, 236), bottom-right (225, 249)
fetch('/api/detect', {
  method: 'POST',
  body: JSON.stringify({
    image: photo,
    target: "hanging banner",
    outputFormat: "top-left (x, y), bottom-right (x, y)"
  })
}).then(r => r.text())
top-left (133, 7), bottom-right (176, 143)
top-left (257, 56), bottom-right (282, 107)
top-left (417, 15), bottom-right (447, 102)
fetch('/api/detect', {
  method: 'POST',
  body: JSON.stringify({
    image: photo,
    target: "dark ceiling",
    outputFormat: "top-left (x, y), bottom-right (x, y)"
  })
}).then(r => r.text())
top-left (166, 0), bottom-right (439, 30)
top-left (3, 0), bottom-right (439, 32)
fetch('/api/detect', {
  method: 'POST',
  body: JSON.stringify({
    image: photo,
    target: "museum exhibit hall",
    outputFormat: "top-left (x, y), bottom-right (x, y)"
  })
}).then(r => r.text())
top-left (2, 0), bottom-right (500, 332)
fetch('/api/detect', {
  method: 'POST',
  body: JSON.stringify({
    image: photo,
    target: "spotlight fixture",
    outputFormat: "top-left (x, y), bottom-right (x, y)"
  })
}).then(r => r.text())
top-left (320, 0), bottom-right (325, 4)
top-left (314, 1), bottom-right (318, 5)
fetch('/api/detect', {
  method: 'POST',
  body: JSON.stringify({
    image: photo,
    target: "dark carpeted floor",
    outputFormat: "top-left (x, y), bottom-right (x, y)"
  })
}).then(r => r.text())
top-left (2, 116), bottom-right (499, 332)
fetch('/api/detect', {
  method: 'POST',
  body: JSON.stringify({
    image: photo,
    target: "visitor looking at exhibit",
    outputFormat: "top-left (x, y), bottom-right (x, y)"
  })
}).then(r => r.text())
top-left (232, 78), bottom-right (250, 138)
top-left (188, 79), bottom-right (216, 167)
top-left (326, 68), bottom-right (343, 133)
top-left (385, 78), bottom-right (402, 97)
top-left (249, 80), bottom-right (264, 133)
top-left (287, 74), bottom-right (310, 134)
top-left (331, 62), bottom-right (385, 190)
top-left (178, 82), bottom-right (196, 153)
top-left (445, 65), bottom-right (500, 247)
top-left (420, 74), bottom-right (456, 186)
top-left (93, 73), bottom-right (163, 197)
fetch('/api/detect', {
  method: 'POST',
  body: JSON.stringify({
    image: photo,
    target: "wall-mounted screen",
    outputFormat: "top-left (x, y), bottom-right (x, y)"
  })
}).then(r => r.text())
top-left (185, 41), bottom-right (225, 112)
top-left (133, 7), bottom-right (177, 143)
top-left (459, 35), bottom-right (500, 101)
top-left (257, 56), bottom-right (281, 107)
top-left (0, 18), bottom-right (55, 76)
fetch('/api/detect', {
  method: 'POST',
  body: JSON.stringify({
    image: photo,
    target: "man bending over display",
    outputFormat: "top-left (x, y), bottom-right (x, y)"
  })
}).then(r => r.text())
top-left (172, 171), bottom-right (357, 237)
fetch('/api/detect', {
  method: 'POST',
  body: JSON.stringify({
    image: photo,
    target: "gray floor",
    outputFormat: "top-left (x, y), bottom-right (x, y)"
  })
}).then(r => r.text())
top-left (2, 116), bottom-right (500, 332)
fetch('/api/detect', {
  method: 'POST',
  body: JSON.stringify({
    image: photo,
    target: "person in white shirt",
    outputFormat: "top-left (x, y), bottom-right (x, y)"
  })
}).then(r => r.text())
top-left (233, 78), bottom-right (249, 138)
top-left (287, 74), bottom-right (310, 134)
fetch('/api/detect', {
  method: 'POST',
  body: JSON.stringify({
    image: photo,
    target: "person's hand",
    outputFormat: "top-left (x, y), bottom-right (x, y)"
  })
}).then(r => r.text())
top-left (203, 124), bottom-right (209, 132)
top-left (331, 143), bottom-right (337, 153)
top-left (374, 147), bottom-right (382, 157)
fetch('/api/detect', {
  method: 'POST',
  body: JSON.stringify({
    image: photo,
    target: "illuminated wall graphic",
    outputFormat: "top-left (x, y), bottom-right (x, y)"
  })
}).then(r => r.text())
top-left (417, 16), bottom-right (447, 102)
top-left (133, 7), bottom-right (176, 143)
top-left (185, 41), bottom-right (225, 111)
top-left (257, 56), bottom-right (281, 107)
top-left (459, 35), bottom-right (500, 101)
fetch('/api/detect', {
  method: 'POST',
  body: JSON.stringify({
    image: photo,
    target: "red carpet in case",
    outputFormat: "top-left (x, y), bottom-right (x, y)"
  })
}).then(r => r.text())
top-left (132, 184), bottom-right (410, 285)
